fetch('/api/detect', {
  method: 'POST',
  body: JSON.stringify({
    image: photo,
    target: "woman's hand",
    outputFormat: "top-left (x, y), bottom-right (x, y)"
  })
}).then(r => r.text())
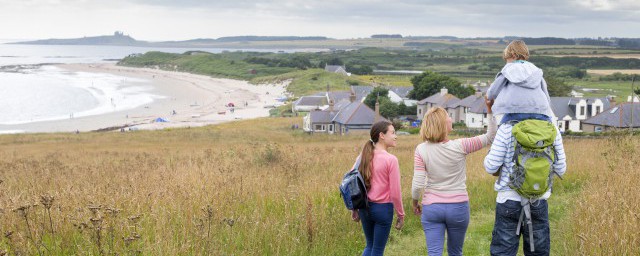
top-left (412, 200), bottom-right (422, 215)
top-left (395, 217), bottom-right (404, 230)
top-left (485, 96), bottom-right (494, 114)
top-left (351, 210), bottom-right (360, 222)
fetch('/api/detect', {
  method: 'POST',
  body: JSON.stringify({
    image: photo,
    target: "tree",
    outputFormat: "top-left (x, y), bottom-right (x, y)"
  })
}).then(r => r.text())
top-left (408, 71), bottom-right (474, 100)
top-left (544, 76), bottom-right (572, 97)
top-left (364, 87), bottom-right (390, 110)
top-left (378, 98), bottom-right (399, 119)
top-left (362, 87), bottom-right (403, 118)
top-left (326, 57), bottom-right (344, 66)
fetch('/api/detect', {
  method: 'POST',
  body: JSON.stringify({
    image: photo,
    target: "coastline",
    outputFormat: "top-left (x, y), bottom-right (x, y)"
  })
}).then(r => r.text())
top-left (0, 63), bottom-right (287, 133)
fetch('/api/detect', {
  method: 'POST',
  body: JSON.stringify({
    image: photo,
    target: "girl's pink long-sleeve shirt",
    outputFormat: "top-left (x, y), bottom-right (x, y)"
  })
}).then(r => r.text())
top-left (366, 150), bottom-right (405, 219)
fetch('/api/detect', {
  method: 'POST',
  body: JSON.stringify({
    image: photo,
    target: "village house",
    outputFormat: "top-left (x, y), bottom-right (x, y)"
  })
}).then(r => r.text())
top-left (291, 86), bottom-right (353, 114)
top-left (350, 85), bottom-right (416, 106)
top-left (324, 64), bottom-right (349, 76)
top-left (582, 102), bottom-right (640, 132)
top-left (303, 92), bottom-right (387, 135)
top-left (416, 88), bottom-right (460, 121)
top-left (291, 95), bottom-right (328, 113)
top-left (549, 97), bottom-right (610, 132)
top-left (453, 91), bottom-right (489, 128)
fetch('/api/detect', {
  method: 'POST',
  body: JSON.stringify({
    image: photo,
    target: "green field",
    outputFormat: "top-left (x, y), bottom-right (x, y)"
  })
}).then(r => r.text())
top-left (118, 43), bottom-right (640, 101)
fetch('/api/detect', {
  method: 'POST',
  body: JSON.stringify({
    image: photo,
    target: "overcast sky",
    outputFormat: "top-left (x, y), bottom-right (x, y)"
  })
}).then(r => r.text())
top-left (2, 0), bottom-right (639, 41)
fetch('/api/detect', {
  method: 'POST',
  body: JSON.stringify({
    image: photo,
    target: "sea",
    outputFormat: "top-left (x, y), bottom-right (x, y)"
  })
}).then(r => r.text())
top-left (0, 40), bottom-right (323, 133)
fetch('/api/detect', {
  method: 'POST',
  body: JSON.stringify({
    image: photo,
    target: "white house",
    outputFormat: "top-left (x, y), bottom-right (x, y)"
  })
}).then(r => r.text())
top-left (549, 97), bottom-right (610, 132)
top-left (455, 91), bottom-right (489, 128)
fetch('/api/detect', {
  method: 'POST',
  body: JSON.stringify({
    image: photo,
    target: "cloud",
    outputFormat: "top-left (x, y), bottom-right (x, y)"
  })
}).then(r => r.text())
top-left (1, 0), bottom-right (640, 40)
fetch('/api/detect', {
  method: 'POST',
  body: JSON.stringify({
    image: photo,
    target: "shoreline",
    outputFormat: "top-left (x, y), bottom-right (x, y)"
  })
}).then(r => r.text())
top-left (0, 63), bottom-right (288, 133)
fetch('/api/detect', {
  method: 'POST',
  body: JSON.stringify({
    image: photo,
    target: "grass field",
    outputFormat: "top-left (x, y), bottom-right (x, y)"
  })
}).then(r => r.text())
top-left (0, 117), bottom-right (638, 255)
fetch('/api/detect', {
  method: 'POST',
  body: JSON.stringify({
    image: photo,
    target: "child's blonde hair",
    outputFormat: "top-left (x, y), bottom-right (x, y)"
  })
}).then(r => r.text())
top-left (420, 107), bottom-right (448, 143)
top-left (503, 40), bottom-right (529, 61)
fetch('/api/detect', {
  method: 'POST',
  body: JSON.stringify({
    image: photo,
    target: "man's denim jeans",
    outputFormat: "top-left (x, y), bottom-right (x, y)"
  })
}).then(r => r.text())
top-left (490, 200), bottom-right (550, 256)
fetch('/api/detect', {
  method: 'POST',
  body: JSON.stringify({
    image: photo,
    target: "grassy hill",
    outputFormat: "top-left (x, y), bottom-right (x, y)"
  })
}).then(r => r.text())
top-left (118, 46), bottom-right (640, 99)
top-left (0, 118), bottom-right (638, 255)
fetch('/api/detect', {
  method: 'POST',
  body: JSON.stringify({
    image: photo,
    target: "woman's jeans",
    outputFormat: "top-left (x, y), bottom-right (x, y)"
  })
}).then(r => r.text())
top-left (421, 202), bottom-right (470, 256)
top-left (358, 202), bottom-right (394, 256)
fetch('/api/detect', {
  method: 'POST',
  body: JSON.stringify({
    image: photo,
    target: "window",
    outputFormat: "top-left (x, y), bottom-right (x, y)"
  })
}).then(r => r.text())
top-left (595, 126), bottom-right (603, 133)
top-left (595, 106), bottom-right (601, 115)
top-left (580, 106), bottom-right (585, 116)
top-left (472, 118), bottom-right (475, 123)
top-left (418, 108), bottom-right (422, 115)
top-left (314, 124), bottom-right (326, 131)
top-left (329, 124), bottom-right (334, 132)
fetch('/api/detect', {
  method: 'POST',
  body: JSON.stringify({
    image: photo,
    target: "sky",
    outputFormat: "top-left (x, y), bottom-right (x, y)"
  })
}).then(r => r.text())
top-left (1, 0), bottom-right (639, 41)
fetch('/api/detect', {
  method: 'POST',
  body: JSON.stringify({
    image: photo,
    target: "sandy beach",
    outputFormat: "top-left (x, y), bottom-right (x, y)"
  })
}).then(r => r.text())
top-left (0, 63), bottom-right (288, 133)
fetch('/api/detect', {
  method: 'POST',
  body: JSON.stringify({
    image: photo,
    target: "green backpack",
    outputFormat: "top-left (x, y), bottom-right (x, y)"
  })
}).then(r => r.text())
top-left (509, 119), bottom-right (558, 198)
top-left (508, 119), bottom-right (562, 253)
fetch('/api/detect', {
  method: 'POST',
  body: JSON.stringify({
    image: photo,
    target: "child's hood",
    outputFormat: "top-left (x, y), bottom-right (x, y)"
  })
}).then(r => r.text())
top-left (501, 61), bottom-right (543, 89)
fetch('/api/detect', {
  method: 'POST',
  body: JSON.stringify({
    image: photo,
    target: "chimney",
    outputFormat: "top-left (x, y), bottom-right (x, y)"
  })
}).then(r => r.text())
top-left (349, 90), bottom-right (356, 103)
top-left (475, 89), bottom-right (483, 98)
top-left (609, 95), bottom-right (617, 107)
top-left (329, 99), bottom-right (334, 112)
top-left (374, 98), bottom-right (380, 123)
top-left (440, 87), bottom-right (448, 96)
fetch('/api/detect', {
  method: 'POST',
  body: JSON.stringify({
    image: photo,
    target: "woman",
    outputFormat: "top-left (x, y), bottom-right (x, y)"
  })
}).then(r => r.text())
top-left (351, 120), bottom-right (405, 256)
top-left (411, 98), bottom-right (496, 256)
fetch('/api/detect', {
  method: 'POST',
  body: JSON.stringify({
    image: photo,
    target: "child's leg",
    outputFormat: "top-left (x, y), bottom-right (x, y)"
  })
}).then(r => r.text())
top-left (522, 200), bottom-right (550, 256)
top-left (490, 200), bottom-right (522, 256)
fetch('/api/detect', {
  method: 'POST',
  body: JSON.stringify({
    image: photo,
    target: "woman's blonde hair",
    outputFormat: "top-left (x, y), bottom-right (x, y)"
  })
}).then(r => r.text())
top-left (420, 107), bottom-right (448, 143)
top-left (503, 40), bottom-right (529, 61)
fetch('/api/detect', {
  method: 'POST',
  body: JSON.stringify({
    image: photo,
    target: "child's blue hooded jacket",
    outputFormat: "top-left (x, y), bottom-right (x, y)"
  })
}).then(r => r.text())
top-left (487, 61), bottom-right (553, 117)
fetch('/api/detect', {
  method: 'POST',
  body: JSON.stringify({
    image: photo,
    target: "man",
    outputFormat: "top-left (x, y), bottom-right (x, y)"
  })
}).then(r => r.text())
top-left (484, 119), bottom-right (566, 256)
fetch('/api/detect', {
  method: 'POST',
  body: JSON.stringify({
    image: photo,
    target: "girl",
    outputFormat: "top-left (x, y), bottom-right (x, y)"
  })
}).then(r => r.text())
top-left (411, 98), bottom-right (495, 256)
top-left (352, 120), bottom-right (405, 256)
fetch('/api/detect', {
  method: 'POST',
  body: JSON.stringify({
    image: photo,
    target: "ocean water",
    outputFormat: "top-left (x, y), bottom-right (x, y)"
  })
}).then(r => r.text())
top-left (0, 65), bottom-right (159, 125)
top-left (0, 42), bottom-right (323, 128)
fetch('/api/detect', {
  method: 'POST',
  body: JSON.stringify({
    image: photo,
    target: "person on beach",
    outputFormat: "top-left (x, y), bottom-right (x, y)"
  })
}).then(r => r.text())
top-left (487, 40), bottom-right (553, 125)
top-left (351, 120), bottom-right (405, 256)
top-left (411, 98), bottom-right (496, 256)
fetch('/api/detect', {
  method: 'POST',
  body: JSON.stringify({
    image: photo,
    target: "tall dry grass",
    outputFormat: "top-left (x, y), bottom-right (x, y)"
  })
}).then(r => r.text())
top-left (0, 118), bottom-right (637, 255)
top-left (556, 135), bottom-right (639, 255)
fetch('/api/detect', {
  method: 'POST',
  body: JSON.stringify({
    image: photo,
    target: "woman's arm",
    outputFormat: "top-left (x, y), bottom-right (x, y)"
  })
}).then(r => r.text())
top-left (459, 98), bottom-right (496, 154)
top-left (411, 146), bottom-right (427, 215)
top-left (388, 157), bottom-right (405, 221)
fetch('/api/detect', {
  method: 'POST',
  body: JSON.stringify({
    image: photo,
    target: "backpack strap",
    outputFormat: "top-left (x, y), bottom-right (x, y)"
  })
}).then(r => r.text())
top-left (516, 199), bottom-right (536, 252)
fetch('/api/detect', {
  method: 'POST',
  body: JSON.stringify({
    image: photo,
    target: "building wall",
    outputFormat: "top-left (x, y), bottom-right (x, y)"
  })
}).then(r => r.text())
top-left (575, 100), bottom-right (588, 120)
top-left (465, 112), bottom-right (487, 128)
top-left (569, 120), bottom-right (582, 132)
top-left (591, 99), bottom-right (604, 117)
top-left (417, 104), bottom-right (427, 119)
